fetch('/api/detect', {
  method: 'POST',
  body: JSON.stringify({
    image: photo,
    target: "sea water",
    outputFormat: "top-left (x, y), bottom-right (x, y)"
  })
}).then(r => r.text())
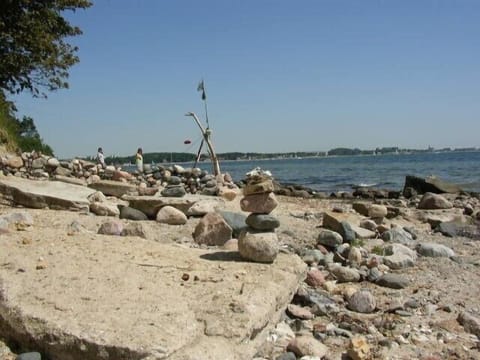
top-left (194, 151), bottom-right (480, 193)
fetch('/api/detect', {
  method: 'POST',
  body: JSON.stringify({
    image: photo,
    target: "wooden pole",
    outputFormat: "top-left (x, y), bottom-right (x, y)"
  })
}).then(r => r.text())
top-left (185, 112), bottom-right (221, 177)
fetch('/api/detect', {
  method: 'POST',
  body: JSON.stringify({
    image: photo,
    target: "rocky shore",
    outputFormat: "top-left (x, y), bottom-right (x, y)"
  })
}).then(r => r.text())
top-left (1, 151), bottom-right (480, 360)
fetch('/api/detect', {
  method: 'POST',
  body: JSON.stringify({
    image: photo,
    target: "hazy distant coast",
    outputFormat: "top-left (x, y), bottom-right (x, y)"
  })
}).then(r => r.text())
top-left (95, 146), bottom-right (479, 165)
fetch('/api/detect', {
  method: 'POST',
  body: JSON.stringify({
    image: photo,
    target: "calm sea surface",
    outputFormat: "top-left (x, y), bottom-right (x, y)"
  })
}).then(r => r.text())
top-left (192, 151), bottom-right (480, 193)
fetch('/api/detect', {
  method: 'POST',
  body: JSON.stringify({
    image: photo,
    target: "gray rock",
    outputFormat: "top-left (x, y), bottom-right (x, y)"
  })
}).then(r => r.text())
top-left (383, 253), bottom-right (415, 269)
top-left (347, 289), bottom-right (376, 313)
top-left (301, 249), bottom-right (325, 265)
top-left (193, 212), bottom-right (233, 246)
top-left (0, 176), bottom-right (94, 211)
top-left (200, 186), bottom-right (218, 196)
top-left (382, 227), bottom-right (414, 245)
top-left (218, 211), bottom-right (248, 238)
top-left (16, 352), bottom-right (42, 360)
top-left (317, 229), bottom-right (343, 247)
top-left (161, 185), bottom-right (186, 197)
top-left (457, 311), bottom-right (480, 337)
top-left (435, 221), bottom-right (480, 239)
top-left (376, 273), bottom-right (410, 289)
top-left (245, 213), bottom-right (280, 231)
top-left (359, 219), bottom-right (377, 232)
top-left (367, 267), bottom-right (382, 282)
top-left (238, 229), bottom-right (279, 263)
top-left (329, 265), bottom-right (360, 283)
top-left (418, 192), bottom-right (453, 210)
top-left (169, 176), bottom-right (182, 185)
top-left (339, 221), bottom-right (356, 243)
top-left (119, 206), bottom-right (148, 221)
top-left (416, 243), bottom-right (455, 257)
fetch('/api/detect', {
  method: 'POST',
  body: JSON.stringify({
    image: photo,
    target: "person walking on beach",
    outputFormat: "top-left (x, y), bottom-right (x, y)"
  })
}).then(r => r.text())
top-left (96, 147), bottom-right (106, 168)
top-left (136, 147), bottom-right (143, 173)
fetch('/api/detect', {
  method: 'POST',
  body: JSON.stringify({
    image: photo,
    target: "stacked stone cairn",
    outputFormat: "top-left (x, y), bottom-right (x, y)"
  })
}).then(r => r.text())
top-left (238, 168), bottom-right (280, 263)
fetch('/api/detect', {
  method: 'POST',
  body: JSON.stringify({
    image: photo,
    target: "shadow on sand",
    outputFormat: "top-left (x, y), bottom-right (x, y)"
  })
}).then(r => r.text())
top-left (200, 251), bottom-right (247, 262)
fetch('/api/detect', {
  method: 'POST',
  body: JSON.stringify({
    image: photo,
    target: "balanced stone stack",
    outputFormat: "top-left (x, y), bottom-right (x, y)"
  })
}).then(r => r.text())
top-left (238, 169), bottom-right (280, 263)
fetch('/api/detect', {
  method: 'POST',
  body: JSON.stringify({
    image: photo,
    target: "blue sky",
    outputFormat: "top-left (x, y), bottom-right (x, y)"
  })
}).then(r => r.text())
top-left (12, 0), bottom-right (480, 158)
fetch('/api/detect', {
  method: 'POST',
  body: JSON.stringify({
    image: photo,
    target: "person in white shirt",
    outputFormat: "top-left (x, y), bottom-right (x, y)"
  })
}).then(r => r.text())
top-left (96, 147), bottom-right (106, 168)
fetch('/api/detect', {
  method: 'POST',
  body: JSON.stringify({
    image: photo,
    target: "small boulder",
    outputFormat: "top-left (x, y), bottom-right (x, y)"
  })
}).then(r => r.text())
top-left (238, 229), bottom-right (279, 263)
top-left (119, 206), bottom-right (148, 221)
top-left (347, 289), bottom-right (376, 313)
top-left (240, 192), bottom-right (279, 214)
top-left (418, 192), bottom-right (453, 210)
top-left (317, 229), bottom-right (343, 248)
top-left (193, 212), bottom-right (233, 246)
top-left (245, 213), bottom-right (280, 231)
top-left (376, 273), bottom-right (410, 289)
top-left (416, 243), bottom-right (455, 257)
top-left (287, 335), bottom-right (329, 358)
top-left (156, 205), bottom-right (187, 225)
top-left (161, 185), bottom-right (186, 197)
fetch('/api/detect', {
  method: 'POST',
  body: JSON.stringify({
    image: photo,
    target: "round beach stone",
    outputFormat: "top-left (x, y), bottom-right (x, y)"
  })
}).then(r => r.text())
top-left (243, 179), bottom-right (274, 196)
top-left (238, 230), bottom-right (279, 263)
top-left (119, 206), bottom-right (148, 221)
top-left (317, 229), bottom-right (343, 248)
top-left (418, 192), bottom-right (453, 210)
top-left (329, 265), bottom-right (360, 283)
top-left (305, 268), bottom-right (325, 288)
top-left (156, 205), bottom-right (187, 225)
top-left (368, 204), bottom-right (388, 219)
top-left (245, 213), bottom-right (280, 231)
top-left (287, 335), bottom-right (329, 358)
top-left (240, 192), bottom-right (278, 214)
top-left (376, 273), bottom-right (410, 289)
top-left (347, 289), bottom-right (376, 313)
top-left (161, 185), bottom-right (186, 197)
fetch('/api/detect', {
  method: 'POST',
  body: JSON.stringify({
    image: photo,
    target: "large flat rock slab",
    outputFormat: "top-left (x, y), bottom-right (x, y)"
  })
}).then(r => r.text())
top-left (0, 177), bottom-right (95, 211)
top-left (88, 180), bottom-right (137, 197)
top-left (0, 219), bottom-right (306, 360)
top-left (123, 194), bottom-right (225, 217)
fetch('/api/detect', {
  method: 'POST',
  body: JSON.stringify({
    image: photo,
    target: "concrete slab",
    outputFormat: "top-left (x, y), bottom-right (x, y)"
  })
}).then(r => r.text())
top-left (0, 222), bottom-right (306, 360)
top-left (0, 177), bottom-right (95, 211)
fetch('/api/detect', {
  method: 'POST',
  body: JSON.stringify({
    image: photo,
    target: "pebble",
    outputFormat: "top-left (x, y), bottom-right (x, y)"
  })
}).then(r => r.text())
top-left (317, 229), bottom-right (343, 247)
top-left (305, 268), bottom-right (325, 288)
top-left (329, 265), bottom-right (361, 283)
top-left (347, 289), bottom-right (377, 313)
top-left (376, 273), bottom-right (410, 289)
top-left (287, 304), bottom-right (314, 320)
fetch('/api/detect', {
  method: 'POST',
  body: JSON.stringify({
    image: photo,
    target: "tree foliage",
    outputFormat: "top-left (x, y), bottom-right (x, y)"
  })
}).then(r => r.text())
top-left (0, 92), bottom-right (53, 155)
top-left (0, 0), bottom-right (92, 97)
